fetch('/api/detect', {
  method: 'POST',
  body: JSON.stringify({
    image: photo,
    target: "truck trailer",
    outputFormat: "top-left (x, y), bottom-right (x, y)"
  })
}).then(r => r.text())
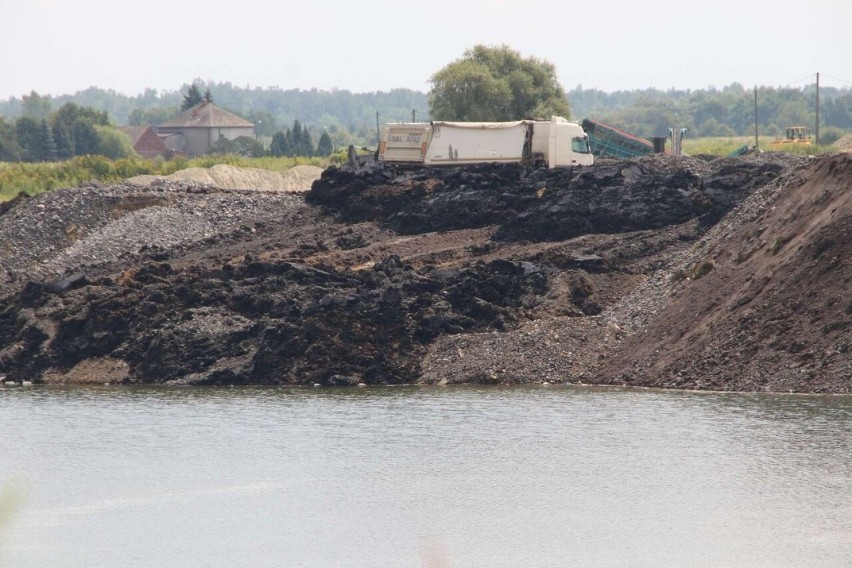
top-left (378, 116), bottom-right (593, 168)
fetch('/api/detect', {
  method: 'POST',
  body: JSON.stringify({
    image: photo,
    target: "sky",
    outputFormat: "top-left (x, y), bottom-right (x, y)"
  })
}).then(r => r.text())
top-left (1, 0), bottom-right (851, 100)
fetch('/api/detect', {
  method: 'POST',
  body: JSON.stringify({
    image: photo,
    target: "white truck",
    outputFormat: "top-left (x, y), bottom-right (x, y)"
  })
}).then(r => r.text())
top-left (377, 116), bottom-right (593, 168)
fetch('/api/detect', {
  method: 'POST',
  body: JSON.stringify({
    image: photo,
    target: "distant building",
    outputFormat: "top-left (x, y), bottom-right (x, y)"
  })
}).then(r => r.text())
top-left (117, 125), bottom-right (173, 159)
top-left (154, 102), bottom-right (255, 156)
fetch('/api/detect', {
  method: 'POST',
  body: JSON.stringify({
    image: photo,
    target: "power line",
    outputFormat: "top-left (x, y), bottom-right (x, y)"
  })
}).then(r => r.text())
top-left (785, 73), bottom-right (816, 88)
top-left (820, 73), bottom-right (852, 88)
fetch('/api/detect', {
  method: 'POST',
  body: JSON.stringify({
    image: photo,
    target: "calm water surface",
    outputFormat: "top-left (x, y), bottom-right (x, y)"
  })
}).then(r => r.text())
top-left (0, 385), bottom-right (850, 567)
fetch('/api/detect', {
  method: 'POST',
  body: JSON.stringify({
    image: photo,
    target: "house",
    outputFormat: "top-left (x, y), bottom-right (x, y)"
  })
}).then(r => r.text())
top-left (154, 102), bottom-right (255, 156)
top-left (117, 125), bottom-right (173, 159)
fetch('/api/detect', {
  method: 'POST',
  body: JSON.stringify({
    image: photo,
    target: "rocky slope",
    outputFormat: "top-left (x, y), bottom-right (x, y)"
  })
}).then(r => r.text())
top-left (0, 153), bottom-right (847, 392)
top-left (598, 153), bottom-right (851, 392)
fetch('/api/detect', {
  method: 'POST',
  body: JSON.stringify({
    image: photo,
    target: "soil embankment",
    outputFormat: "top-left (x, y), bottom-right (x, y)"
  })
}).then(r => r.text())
top-left (597, 154), bottom-right (851, 392)
top-left (0, 155), bottom-right (848, 392)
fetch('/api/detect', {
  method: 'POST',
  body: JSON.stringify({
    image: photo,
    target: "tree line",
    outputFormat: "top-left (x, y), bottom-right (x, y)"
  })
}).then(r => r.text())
top-left (178, 88), bottom-right (335, 159)
top-left (206, 120), bottom-right (334, 159)
top-left (0, 83), bottom-right (427, 149)
top-left (0, 97), bottom-right (136, 162)
top-left (0, 85), bottom-right (351, 162)
top-left (2, 64), bottom-right (850, 161)
top-left (0, 105), bottom-right (342, 162)
top-left (568, 83), bottom-right (852, 143)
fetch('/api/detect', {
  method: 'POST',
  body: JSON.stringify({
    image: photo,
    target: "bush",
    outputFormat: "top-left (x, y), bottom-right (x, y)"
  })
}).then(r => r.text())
top-left (208, 136), bottom-right (265, 158)
top-left (95, 126), bottom-right (139, 159)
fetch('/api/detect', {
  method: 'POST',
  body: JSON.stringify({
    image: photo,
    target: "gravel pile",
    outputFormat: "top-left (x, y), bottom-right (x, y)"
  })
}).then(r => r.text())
top-left (0, 179), bottom-right (306, 298)
top-left (421, 152), bottom-right (808, 384)
top-left (834, 134), bottom-right (852, 153)
top-left (127, 164), bottom-right (323, 191)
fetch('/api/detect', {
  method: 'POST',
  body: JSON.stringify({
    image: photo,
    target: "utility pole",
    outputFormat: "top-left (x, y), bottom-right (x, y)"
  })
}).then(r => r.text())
top-left (376, 111), bottom-right (380, 147)
top-left (754, 87), bottom-right (759, 148)
top-left (412, 109), bottom-right (416, 122)
top-left (815, 72), bottom-right (820, 144)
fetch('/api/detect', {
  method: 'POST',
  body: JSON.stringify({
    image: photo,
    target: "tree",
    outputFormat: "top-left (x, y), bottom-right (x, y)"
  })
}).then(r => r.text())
top-left (128, 106), bottom-right (179, 126)
top-left (95, 126), bottom-right (138, 159)
top-left (15, 117), bottom-right (41, 161)
top-left (428, 44), bottom-right (570, 121)
top-left (316, 131), bottom-right (334, 156)
top-left (52, 121), bottom-right (72, 159)
top-left (267, 121), bottom-right (318, 157)
top-left (824, 93), bottom-right (852, 129)
top-left (51, 103), bottom-right (109, 156)
top-left (181, 84), bottom-right (204, 111)
top-left (298, 123), bottom-right (313, 157)
top-left (72, 122), bottom-right (101, 155)
top-left (21, 91), bottom-right (52, 120)
top-left (204, 88), bottom-right (214, 104)
top-left (269, 130), bottom-right (290, 157)
top-left (52, 103), bottom-right (109, 130)
top-left (37, 120), bottom-right (58, 161)
top-left (0, 117), bottom-right (23, 161)
top-left (291, 120), bottom-right (305, 155)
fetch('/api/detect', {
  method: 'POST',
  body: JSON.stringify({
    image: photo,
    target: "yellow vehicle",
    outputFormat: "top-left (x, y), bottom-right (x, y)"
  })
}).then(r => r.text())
top-left (772, 126), bottom-right (813, 145)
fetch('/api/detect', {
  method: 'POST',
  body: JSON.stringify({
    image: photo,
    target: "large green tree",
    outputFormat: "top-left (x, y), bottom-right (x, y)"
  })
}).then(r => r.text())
top-left (428, 44), bottom-right (570, 121)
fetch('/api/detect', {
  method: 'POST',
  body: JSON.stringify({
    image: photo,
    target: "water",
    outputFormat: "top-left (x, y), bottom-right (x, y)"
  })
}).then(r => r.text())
top-left (1, 385), bottom-right (850, 567)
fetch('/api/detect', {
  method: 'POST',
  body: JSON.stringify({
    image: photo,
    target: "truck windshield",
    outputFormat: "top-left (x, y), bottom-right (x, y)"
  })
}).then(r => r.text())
top-left (572, 137), bottom-right (591, 154)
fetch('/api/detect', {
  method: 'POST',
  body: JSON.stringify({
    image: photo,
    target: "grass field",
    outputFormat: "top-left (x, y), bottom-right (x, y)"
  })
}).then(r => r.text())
top-left (0, 154), bottom-right (338, 201)
top-left (682, 136), bottom-right (835, 157)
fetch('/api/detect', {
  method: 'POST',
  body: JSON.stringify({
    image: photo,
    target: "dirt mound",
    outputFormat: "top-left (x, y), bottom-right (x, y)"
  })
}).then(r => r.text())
top-left (833, 134), bottom-right (852, 153)
top-left (128, 164), bottom-right (323, 191)
top-left (598, 154), bottom-right (851, 392)
top-left (0, 180), bottom-right (307, 299)
top-left (1, 153), bottom-right (846, 392)
top-left (308, 154), bottom-right (793, 240)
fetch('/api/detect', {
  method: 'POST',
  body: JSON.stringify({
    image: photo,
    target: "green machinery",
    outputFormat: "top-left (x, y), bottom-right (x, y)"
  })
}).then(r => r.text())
top-left (581, 118), bottom-right (656, 158)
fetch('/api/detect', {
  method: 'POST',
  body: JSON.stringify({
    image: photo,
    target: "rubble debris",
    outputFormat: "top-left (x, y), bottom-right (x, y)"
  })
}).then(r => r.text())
top-left (1, 152), bottom-right (847, 392)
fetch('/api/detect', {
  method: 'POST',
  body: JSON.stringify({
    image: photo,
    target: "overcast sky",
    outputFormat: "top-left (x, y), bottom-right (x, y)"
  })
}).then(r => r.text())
top-left (2, 0), bottom-right (850, 100)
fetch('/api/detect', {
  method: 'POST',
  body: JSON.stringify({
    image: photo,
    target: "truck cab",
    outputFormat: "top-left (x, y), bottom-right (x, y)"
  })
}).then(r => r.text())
top-left (531, 116), bottom-right (593, 167)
